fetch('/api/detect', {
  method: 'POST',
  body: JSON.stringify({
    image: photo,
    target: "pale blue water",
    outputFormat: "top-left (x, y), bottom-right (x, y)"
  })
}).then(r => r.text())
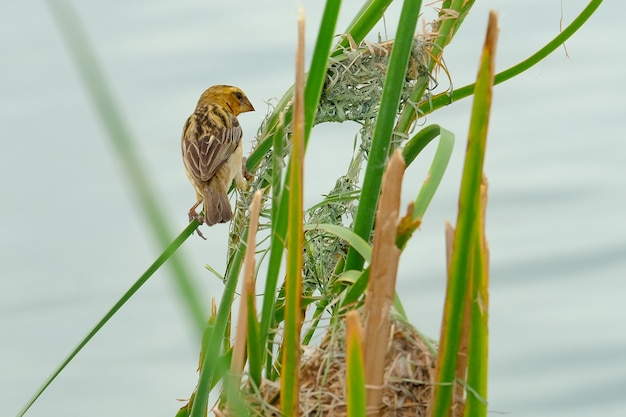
top-left (2, 1), bottom-right (625, 416)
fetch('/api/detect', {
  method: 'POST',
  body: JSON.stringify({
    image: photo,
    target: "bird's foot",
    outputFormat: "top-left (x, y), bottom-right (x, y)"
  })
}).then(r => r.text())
top-left (195, 228), bottom-right (206, 240)
top-left (188, 209), bottom-right (203, 224)
top-left (242, 157), bottom-right (253, 181)
top-left (188, 210), bottom-right (207, 240)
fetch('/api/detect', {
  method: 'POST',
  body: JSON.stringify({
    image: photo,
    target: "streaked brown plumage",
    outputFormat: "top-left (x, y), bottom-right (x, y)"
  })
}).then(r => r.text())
top-left (181, 85), bottom-right (254, 226)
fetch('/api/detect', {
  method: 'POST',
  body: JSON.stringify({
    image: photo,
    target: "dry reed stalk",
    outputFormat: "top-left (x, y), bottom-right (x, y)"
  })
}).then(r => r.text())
top-left (363, 150), bottom-right (406, 416)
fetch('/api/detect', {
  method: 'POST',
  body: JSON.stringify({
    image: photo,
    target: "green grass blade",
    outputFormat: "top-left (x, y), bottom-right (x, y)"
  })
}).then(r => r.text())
top-left (344, 0), bottom-right (422, 273)
top-left (301, 301), bottom-right (328, 345)
top-left (257, 103), bottom-right (289, 381)
top-left (401, 124), bottom-right (442, 166)
top-left (258, 114), bottom-right (290, 375)
top-left (407, 126), bottom-right (455, 220)
top-left (248, 0), bottom-right (392, 170)
top-left (464, 213), bottom-right (489, 417)
top-left (280, 12), bottom-right (306, 416)
top-left (44, 0), bottom-right (206, 330)
top-left (189, 241), bottom-right (247, 417)
top-left (258, 0), bottom-right (341, 370)
top-left (345, 311), bottom-right (367, 417)
top-left (304, 0), bottom-right (341, 138)
top-left (338, 124), bottom-right (454, 313)
top-left (419, 0), bottom-right (603, 116)
top-left (16, 223), bottom-right (197, 417)
top-left (395, 0), bottom-right (475, 136)
top-left (394, 124), bottom-right (455, 251)
top-left (430, 11), bottom-right (497, 417)
top-left (461, 11), bottom-right (498, 417)
top-left (393, 293), bottom-right (408, 320)
top-left (341, 268), bottom-right (370, 310)
top-left (246, 293), bottom-right (263, 388)
top-left (260, 183), bottom-right (289, 377)
top-left (304, 223), bottom-right (372, 264)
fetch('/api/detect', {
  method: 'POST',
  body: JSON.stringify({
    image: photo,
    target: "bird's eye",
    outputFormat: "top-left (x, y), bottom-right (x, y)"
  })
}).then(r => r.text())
top-left (235, 91), bottom-right (243, 100)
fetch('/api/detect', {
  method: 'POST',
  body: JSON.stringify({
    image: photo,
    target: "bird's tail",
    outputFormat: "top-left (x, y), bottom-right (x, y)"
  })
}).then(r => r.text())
top-left (202, 181), bottom-right (232, 226)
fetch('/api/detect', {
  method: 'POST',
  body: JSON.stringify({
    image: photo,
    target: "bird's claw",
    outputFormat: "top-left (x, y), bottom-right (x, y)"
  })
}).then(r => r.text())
top-left (195, 228), bottom-right (206, 240)
top-left (188, 210), bottom-right (207, 240)
top-left (242, 157), bottom-right (253, 181)
top-left (188, 210), bottom-right (203, 224)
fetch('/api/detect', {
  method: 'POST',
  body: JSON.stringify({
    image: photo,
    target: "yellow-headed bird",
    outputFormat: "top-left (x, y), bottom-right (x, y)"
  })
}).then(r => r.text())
top-left (181, 85), bottom-right (254, 226)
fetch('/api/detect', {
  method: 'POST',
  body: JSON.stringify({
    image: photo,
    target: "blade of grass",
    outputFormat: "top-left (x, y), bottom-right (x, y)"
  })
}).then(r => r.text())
top-left (341, 124), bottom-right (454, 314)
top-left (246, 283), bottom-right (263, 389)
top-left (301, 299), bottom-right (330, 346)
top-left (418, 0), bottom-right (602, 117)
top-left (44, 0), bottom-right (206, 331)
top-left (394, 0), bottom-right (475, 138)
top-left (462, 15), bottom-right (497, 414)
top-left (464, 177), bottom-right (490, 417)
top-left (409, 126), bottom-right (454, 220)
top-left (262, 153), bottom-right (290, 380)
top-left (401, 124), bottom-right (443, 166)
top-left (345, 311), bottom-right (367, 417)
top-left (248, 0), bottom-right (393, 167)
top-left (190, 242), bottom-right (247, 417)
top-left (247, 0), bottom-right (392, 168)
top-left (280, 10), bottom-right (306, 416)
top-left (248, 0), bottom-right (395, 355)
top-left (340, 268), bottom-right (369, 310)
top-left (16, 222), bottom-right (197, 417)
top-left (258, 0), bottom-right (341, 371)
top-left (344, 0), bottom-right (422, 273)
top-left (342, 122), bottom-right (454, 309)
top-left (430, 11), bottom-right (498, 417)
top-left (280, 9), bottom-right (305, 417)
top-left (396, 124), bottom-right (455, 250)
top-left (304, 0), bottom-right (341, 139)
top-left (454, 269), bottom-right (471, 410)
top-left (177, 299), bottom-right (214, 417)
top-left (303, 223), bottom-right (372, 264)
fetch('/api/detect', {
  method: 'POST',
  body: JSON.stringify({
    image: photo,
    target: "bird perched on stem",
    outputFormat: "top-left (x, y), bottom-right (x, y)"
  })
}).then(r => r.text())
top-left (181, 85), bottom-right (254, 229)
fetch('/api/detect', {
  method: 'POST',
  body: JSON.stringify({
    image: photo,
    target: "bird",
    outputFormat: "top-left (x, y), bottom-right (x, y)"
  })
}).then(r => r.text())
top-left (181, 85), bottom-right (254, 228)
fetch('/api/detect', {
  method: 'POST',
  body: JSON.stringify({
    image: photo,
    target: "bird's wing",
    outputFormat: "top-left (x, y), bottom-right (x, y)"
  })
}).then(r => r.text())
top-left (183, 108), bottom-right (242, 182)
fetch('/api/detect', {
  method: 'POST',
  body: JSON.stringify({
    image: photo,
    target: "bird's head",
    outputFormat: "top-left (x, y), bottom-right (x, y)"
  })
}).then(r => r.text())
top-left (197, 85), bottom-right (255, 116)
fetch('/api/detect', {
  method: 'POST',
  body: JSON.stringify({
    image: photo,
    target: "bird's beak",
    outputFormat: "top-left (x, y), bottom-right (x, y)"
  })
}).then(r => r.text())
top-left (241, 97), bottom-right (255, 113)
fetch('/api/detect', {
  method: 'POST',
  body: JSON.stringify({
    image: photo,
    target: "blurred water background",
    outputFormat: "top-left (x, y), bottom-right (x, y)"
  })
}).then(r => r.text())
top-left (1, 0), bottom-right (625, 416)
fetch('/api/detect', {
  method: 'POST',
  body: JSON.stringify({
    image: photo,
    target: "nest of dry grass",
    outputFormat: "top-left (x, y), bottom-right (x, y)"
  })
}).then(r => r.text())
top-left (223, 315), bottom-right (462, 417)
top-left (315, 36), bottom-right (430, 125)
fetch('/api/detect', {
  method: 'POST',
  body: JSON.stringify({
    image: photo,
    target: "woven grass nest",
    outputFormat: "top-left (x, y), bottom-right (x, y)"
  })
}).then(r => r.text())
top-left (235, 315), bottom-right (463, 417)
